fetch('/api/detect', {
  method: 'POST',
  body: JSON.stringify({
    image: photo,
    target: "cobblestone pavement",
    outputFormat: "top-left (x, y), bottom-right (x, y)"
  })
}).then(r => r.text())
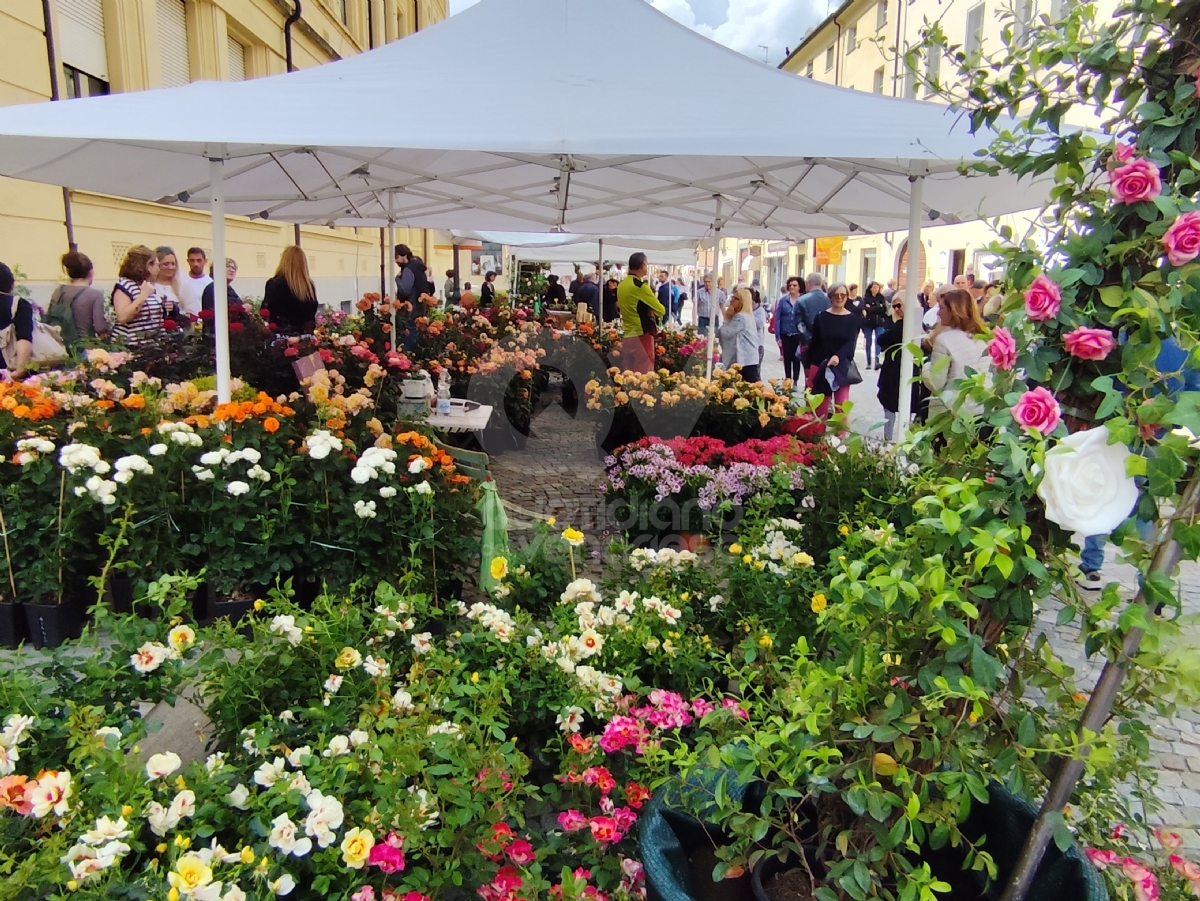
top-left (487, 335), bottom-right (1200, 848)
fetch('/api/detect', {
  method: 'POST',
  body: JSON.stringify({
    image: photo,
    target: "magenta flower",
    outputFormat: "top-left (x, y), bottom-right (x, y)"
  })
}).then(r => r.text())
top-left (988, 327), bottom-right (1018, 370)
top-left (1024, 275), bottom-right (1062, 321)
top-left (1112, 143), bottom-right (1135, 164)
top-left (1012, 387), bottom-right (1062, 434)
top-left (557, 809), bottom-right (589, 832)
top-left (1086, 849), bottom-right (1120, 871)
top-left (1064, 327), bottom-right (1117, 361)
top-left (1163, 211), bottom-right (1200, 267)
top-left (1111, 158), bottom-right (1162, 204)
top-left (367, 833), bottom-right (405, 874)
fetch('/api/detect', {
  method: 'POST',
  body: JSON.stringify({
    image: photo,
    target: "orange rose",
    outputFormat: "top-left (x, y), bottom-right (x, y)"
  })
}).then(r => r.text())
top-left (0, 775), bottom-right (31, 814)
top-left (120, 395), bottom-right (146, 410)
top-left (263, 417), bottom-right (280, 434)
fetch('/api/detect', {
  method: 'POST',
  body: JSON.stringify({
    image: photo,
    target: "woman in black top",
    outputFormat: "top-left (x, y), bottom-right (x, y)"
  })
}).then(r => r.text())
top-left (480, 271), bottom-right (497, 308)
top-left (262, 246), bottom-right (318, 335)
top-left (804, 283), bottom-right (861, 419)
top-left (859, 282), bottom-right (890, 369)
top-left (542, 275), bottom-right (568, 308)
top-left (0, 263), bottom-right (34, 376)
top-left (602, 278), bottom-right (619, 324)
top-left (201, 259), bottom-right (243, 335)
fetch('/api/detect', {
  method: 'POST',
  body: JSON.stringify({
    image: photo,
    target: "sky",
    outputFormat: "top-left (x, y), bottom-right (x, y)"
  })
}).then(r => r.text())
top-left (446, 0), bottom-right (827, 65)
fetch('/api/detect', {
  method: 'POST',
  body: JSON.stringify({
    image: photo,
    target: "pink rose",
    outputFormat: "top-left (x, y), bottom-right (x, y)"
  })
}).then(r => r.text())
top-left (1086, 849), bottom-right (1120, 871)
top-left (1024, 275), bottom-right (1062, 321)
top-left (1170, 855), bottom-right (1200, 881)
top-left (1012, 387), bottom-right (1062, 434)
top-left (557, 809), bottom-right (588, 832)
top-left (1112, 143), bottom-right (1135, 164)
top-left (1064, 327), bottom-right (1117, 361)
top-left (988, 327), bottom-right (1018, 370)
top-left (1158, 830), bottom-right (1184, 851)
top-left (1163, 211), bottom-right (1200, 267)
top-left (1111, 158), bottom-right (1162, 204)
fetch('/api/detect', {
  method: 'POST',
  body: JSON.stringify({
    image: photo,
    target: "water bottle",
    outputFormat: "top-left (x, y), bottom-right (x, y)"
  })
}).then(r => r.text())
top-left (436, 377), bottom-right (451, 415)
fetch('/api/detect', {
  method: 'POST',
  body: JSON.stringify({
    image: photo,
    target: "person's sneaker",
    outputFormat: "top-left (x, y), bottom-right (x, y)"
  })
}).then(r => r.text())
top-left (1079, 571), bottom-right (1102, 591)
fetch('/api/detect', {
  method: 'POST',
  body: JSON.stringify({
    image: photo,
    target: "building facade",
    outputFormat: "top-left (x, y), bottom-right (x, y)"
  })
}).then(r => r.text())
top-left (0, 0), bottom-right (457, 306)
top-left (729, 0), bottom-right (1098, 297)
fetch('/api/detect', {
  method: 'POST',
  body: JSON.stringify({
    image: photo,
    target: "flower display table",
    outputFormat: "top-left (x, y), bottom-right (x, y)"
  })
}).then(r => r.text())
top-left (426, 400), bottom-right (494, 434)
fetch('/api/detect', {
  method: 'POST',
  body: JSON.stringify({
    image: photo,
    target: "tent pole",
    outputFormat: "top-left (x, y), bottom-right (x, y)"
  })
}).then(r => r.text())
top-left (895, 174), bottom-right (924, 443)
top-left (693, 246), bottom-right (700, 327)
top-left (387, 191), bottom-right (396, 338)
top-left (210, 158), bottom-right (231, 405)
top-left (597, 238), bottom-right (604, 327)
top-left (705, 229), bottom-right (721, 381)
top-left (705, 197), bottom-right (723, 380)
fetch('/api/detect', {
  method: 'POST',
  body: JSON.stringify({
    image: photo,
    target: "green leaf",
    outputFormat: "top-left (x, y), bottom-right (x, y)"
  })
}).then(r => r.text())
top-left (1018, 713), bottom-right (1036, 746)
top-left (970, 640), bottom-right (1004, 690)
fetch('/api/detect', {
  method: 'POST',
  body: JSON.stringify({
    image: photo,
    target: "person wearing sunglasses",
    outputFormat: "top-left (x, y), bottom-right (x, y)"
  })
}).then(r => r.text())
top-left (804, 282), bottom-right (861, 419)
top-left (876, 295), bottom-right (910, 441)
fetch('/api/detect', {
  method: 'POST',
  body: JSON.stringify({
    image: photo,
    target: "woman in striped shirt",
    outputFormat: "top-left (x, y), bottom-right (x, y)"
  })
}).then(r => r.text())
top-left (112, 245), bottom-right (165, 347)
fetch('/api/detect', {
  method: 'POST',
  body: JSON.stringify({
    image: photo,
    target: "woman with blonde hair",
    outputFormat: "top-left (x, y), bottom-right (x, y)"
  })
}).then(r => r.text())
top-left (262, 245), bottom-right (318, 334)
top-left (922, 287), bottom-right (991, 418)
top-left (804, 282), bottom-right (861, 418)
top-left (717, 286), bottom-right (761, 382)
top-left (111, 244), bottom-right (165, 347)
top-left (154, 246), bottom-right (183, 318)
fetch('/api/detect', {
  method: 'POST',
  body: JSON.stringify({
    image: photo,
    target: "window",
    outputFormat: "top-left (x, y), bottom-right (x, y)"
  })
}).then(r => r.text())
top-left (877, 0), bottom-right (888, 30)
top-left (846, 23), bottom-right (857, 54)
top-left (965, 4), bottom-right (985, 56)
top-left (805, 61), bottom-right (814, 78)
top-left (873, 66), bottom-right (885, 93)
top-left (58, 0), bottom-right (108, 84)
top-left (824, 45), bottom-right (834, 70)
top-left (1014, 0), bottom-right (1034, 43)
top-left (227, 37), bottom-right (245, 81)
top-left (157, 0), bottom-right (190, 87)
top-left (63, 64), bottom-right (109, 98)
top-left (924, 48), bottom-right (941, 94)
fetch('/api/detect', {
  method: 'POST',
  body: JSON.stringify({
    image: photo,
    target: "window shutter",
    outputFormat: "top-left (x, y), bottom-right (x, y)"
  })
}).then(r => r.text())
top-left (157, 0), bottom-right (191, 87)
top-left (58, 0), bottom-right (108, 80)
top-left (228, 37), bottom-right (245, 80)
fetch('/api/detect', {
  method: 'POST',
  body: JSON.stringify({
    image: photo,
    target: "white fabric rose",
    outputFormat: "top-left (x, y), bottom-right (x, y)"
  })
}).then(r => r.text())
top-left (1037, 428), bottom-right (1138, 534)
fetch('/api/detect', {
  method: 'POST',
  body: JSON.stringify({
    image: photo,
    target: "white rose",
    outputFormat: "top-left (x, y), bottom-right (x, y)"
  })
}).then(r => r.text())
top-left (144, 752), bottom-right (181, 781)
top-left (149, 444), bottom-right (168, 456)
top-left (226, 480), bottom-right (251, 497)
top-left (1037, 428), bottom-right (1139, 534)
top-left (227, 783), bottom-right (251, 810)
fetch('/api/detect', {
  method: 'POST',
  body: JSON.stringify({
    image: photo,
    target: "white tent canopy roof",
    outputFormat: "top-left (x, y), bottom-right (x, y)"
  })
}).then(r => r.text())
top-left (455, 231), bottom-right (702, 265)
top-left (0, 0), bottom-right (1047, 239)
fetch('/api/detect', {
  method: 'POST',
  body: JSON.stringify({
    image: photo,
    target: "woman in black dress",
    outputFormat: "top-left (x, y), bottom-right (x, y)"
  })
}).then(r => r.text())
top-left (804, 283), bottom-right (861, 419)
top-left (262, 246), bottom-right (318, 335)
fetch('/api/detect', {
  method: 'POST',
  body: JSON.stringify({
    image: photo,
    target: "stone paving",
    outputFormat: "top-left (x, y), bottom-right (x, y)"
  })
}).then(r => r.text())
top-left (487, 333), bottom-right (1200, 846)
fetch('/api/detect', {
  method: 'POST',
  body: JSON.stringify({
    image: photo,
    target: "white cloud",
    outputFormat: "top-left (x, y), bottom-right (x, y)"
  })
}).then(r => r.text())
top-left (448, 0), bottom-right (824, 65)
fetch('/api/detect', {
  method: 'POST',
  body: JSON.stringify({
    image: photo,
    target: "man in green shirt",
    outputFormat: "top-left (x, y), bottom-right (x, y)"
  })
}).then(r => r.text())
top-left (616, 252), bottom-right (665, 373)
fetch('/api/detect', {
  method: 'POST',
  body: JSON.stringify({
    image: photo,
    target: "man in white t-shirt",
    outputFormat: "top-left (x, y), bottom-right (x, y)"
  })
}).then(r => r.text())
top-left (178, 247), bottom-right (212, 316)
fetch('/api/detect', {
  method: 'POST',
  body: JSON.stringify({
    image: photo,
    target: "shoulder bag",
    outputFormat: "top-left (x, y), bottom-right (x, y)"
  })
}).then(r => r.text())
top-left (0, 295), bottom-right (68, 370)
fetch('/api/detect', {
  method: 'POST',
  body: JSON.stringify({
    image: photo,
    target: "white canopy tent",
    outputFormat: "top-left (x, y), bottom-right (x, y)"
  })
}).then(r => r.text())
top-left (0, 0), bottom-right (1052, 435)
top-left (452, 232), bottom-right (701, 267)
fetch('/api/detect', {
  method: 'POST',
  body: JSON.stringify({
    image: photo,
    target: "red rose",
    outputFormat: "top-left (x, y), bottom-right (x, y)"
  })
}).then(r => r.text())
top-left (161, 318), bottom-right (179, 331)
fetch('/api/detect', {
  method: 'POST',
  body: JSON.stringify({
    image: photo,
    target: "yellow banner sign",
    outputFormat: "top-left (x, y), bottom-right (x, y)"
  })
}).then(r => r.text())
top-left (815, 236), bottom-right (845, 265)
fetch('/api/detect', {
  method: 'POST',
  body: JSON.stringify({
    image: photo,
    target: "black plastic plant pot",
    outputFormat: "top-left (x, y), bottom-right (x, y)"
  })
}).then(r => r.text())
top-left (0, 602), bottom-right (27, 648)
top-left (110, 573), bottom-right (134, 615)
top-left (24, 601), bottom-right (85, 650)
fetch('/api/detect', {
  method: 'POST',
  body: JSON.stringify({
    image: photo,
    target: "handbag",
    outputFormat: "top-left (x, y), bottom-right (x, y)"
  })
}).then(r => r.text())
top-left (0, 295), bottom-right (67, 370)
top-left (844, 360), bottom-right (864, 386)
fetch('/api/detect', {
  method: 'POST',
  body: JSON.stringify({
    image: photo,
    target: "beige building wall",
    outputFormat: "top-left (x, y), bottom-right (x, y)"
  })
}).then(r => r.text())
top-left (0, 0), bottom-right (450, 307)
top-left (755, 0), bottom-right (1109, 292)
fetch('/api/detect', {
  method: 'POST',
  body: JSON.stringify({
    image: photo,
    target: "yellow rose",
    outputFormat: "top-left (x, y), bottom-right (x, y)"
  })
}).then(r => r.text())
top-left (240, 846), bottom-right (256, 864)
top-left (839, 525), bottom-right (850, 536)
top-left (489, 556), bottom-right (508, 581)
top-left (562, 527), bottom-right (585, 547)
top-left (758, 634), bottom-right (773, 648)
top-left (167, 624), bottom-right (195, 653)
top-left (546, 516), bottom-right (556, 526)
top-left (253, 599), bottom-right (266, 611)
top-left (335, 647), bottom-right (363, 669)
top-left (792, 552), bottom-right (814, 567)
top-left (742, 554), bottom-right (753, 564)
top-left (758, 412), bottom-right (770, 428)
top-left (168, 890), bottom-right (179, 901)
top-left (810, 593), bottom-right (828, 613)
top-left (733, 397), bottom-right (750, 411)
top-left (341, 827), bottom-right (375, 869)
top-left (729, 543), bottom-right (743, 555)
top-left (167, 855), bottom-right (212, 895)
top-left (121, 804), bottom-right (133, 817)
top-left (471, 672), bottom-right (480, 684)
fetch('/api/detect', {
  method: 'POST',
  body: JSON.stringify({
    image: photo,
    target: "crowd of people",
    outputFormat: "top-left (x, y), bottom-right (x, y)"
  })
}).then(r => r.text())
top-left (0, 243), bottom-right (330, 379)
